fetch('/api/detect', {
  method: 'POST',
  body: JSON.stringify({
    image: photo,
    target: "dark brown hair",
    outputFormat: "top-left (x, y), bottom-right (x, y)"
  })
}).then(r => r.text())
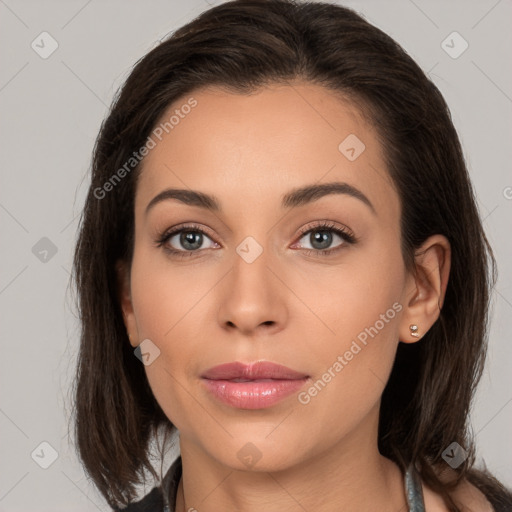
top-left (70, 1), bottom-right (512, 510)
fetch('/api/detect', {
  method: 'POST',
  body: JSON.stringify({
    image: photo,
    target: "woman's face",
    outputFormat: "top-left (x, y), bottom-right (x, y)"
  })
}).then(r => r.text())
top-left (120, 82), bottom-right (420, 471)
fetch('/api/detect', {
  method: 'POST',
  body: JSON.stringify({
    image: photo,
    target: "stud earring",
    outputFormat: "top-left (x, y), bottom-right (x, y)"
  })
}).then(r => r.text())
top-left (409, 324), bottom-right (419, 338)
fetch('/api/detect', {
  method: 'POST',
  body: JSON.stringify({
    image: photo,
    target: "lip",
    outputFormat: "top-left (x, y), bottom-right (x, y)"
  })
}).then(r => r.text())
top-left (201, 361), bottom-right (310, 409)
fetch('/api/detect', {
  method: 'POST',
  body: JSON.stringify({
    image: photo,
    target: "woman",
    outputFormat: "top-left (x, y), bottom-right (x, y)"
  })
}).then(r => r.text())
top-left (71, 1), bottom-right (512, 510)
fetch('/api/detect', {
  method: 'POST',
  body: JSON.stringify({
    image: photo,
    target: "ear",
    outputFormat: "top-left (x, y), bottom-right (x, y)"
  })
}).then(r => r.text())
top-left (115, 259), bottom-right (139, 348)
top-left (398, 234), bottom-right (451, 344)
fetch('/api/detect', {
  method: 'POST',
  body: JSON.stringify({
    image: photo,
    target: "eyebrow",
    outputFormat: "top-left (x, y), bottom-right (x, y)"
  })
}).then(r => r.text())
top-left (145, 181), bottom-right (376, 215)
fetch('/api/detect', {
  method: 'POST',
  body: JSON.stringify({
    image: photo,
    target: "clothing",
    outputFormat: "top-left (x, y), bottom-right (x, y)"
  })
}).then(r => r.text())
top-left (118, 456), bottom-right (429, 512)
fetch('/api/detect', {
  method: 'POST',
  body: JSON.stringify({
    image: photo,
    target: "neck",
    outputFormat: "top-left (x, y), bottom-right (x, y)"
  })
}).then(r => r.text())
top-left (173, 411), bottom-right (407, 512)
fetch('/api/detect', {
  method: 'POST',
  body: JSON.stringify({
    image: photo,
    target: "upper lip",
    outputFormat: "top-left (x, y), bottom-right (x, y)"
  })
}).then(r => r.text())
top-left (201, 361), bottom-right (308, 380)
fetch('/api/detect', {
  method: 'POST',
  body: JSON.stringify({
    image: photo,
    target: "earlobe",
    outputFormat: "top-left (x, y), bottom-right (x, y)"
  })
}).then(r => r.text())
top-left (115, 259), bottom-right (139, 347)
top-left (399, 235), bottom-right (451, 344)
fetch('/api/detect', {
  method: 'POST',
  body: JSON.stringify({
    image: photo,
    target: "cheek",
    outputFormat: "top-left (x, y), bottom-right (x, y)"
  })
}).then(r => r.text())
top-left (129, 241), bottom-right (215, 339)
top-left (128, 248), bottom-right (217, 426)
top-left (295, 237), bottom-right (405, 410)
top-left (296, 237), bottom-right (405, 343)
top-left (130, 260), bottom-right (211, 372)
top-left (296, 295), bottom-right (402, 441)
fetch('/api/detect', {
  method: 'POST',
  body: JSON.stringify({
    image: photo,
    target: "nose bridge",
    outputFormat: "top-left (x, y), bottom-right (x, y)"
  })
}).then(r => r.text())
top-left (217, 232), bottom-right (287, 333)
top-left (231, 233), bottom-right (276, 303)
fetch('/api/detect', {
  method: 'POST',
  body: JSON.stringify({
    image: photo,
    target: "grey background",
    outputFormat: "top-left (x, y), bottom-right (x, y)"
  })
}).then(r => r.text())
top-left (0, 0), bottom-right (511, 510)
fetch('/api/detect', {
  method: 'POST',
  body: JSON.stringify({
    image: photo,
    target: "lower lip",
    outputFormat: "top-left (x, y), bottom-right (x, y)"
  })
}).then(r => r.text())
top-left (201, 378), bottom-right (309, 409)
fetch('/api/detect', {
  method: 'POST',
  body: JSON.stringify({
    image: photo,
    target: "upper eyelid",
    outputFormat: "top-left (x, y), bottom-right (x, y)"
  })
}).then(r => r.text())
top-left (296, 220), bottom-right (352, 236)
top-left (163, 223), bottom-right (216, 241)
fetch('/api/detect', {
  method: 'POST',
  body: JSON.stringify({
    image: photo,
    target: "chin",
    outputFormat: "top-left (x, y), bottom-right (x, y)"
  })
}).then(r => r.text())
top-left (201, 436), bottom-right (307, 473)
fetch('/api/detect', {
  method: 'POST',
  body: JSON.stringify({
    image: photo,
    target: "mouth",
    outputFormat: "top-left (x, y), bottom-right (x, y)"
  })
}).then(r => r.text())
top-left (200, 361), bottom-right (310, 409)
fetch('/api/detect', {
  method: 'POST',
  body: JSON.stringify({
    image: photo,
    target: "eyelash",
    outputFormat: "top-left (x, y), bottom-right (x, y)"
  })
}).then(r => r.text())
top-left (155, 220), bottom-right (357, 259)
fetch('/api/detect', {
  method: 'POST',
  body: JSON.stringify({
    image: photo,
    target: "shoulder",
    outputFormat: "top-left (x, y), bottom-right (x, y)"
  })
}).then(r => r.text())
top-left (422, 477), bottom-right (494, 512)
top-left (449, 478), bottom-right (494, 512)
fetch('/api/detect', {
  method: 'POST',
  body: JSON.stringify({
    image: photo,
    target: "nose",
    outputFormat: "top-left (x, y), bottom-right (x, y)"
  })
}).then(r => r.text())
top-left (216, 240), bottom-right (288, 337)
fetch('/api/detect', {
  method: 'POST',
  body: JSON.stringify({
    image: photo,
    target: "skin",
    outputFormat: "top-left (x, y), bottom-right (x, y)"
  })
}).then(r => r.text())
top-left (117, 81), bottom-right (490, 511)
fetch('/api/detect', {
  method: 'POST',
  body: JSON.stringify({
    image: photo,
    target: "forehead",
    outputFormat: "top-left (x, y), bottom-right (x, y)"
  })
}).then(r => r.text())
top-left (135, 82), bottom-right (397, 221)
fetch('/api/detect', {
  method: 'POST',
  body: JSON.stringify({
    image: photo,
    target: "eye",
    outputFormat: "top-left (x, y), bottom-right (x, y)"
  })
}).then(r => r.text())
top-left (155, 223), bottom-right (219, 258)
top-left (155, 220), bottom-right (357, 259)
top-left (293, 220), bottom-right (356, 256)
